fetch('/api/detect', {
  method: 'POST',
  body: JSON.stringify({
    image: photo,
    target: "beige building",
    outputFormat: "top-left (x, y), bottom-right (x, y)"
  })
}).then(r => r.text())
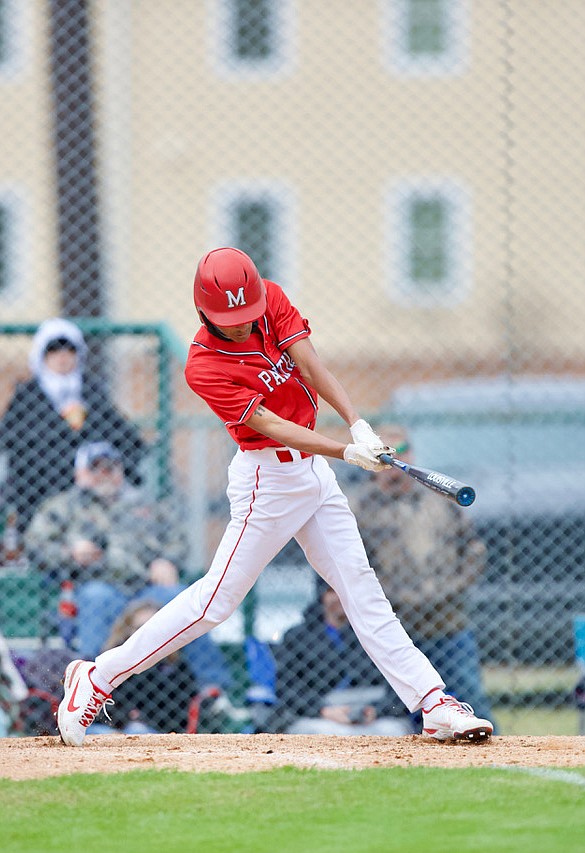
top-left (1, 1), bottom-right (584, 408)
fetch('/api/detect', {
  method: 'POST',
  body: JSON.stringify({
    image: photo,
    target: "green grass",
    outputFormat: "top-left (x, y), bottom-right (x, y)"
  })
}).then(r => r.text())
top-left (1, 767), bottom-right (585, 853)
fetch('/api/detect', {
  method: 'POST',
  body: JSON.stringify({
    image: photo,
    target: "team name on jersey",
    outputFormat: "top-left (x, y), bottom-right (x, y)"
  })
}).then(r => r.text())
top-left (257, 351), bottom-right (295, 392)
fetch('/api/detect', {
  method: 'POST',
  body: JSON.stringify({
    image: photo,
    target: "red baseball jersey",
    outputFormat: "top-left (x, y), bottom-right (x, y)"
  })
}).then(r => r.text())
top-left (185, 280), bottom-right (318, 449)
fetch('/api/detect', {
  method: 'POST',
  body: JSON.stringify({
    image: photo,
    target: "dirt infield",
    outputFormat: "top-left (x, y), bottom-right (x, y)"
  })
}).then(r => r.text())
top-left (1, 734), bottom-right (584, 780)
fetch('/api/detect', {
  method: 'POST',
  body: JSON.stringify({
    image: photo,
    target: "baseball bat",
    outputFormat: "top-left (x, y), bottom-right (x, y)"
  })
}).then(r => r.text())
top-left (378, 454), bottom-right (476, 507)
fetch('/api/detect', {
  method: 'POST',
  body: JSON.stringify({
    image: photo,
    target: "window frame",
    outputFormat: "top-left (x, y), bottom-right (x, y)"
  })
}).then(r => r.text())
top-left (211, 180), bottom-right (297, 293)
top-left (385, 177), bottom-right (472, 307)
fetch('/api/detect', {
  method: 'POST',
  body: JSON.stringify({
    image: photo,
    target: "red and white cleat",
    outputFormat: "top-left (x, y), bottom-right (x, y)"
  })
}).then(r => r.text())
top-left (422, 695), bottom-right (493, 742)
top-left (57, 659), bottom-right (113, 747)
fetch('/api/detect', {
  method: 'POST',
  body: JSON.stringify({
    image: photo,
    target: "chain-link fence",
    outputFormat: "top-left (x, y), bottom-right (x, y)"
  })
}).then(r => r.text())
top-left (1, 1), bottom-right (584, 738)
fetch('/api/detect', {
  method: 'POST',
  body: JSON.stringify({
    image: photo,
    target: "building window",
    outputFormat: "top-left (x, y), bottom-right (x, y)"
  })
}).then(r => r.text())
top-left (233, 0), bottom-right (272, 61)
top-left (381, 0), bottom-right (467, 75)
top-left (0, 0), bottom-right (6, 67)
top-left (233, 199), bottom-right (276, 281)
top-left (386, 179), bottom-right (471, 306)
top-left (212, 182), bottom-right (296, 289)
top-left (408, 196), bottom-right (447, 283)
top-left (0, 203), bottom-right (7, 294)
top-left (211, 0), bottom-right (295, 78)
top-left (408, 0), bottom-right (446, 56)
top-left (0, 191), bottom-right (23, 298)
top-left (0, 0), bottom-right (25, 76)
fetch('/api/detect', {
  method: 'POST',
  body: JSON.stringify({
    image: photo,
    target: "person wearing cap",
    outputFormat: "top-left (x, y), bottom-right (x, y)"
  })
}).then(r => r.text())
top-left (26, 439), bottom-right (232, 691)
top-left (0, 318), bottom-right (144, 533)
top-left (24, 440), bottom-right (232, 693)
top-left (353, 424), bottom-right (495, 728)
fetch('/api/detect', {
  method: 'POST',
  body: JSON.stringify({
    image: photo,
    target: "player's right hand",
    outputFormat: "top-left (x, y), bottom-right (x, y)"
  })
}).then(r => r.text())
top-left (343, 443), bottom-right (391, 471)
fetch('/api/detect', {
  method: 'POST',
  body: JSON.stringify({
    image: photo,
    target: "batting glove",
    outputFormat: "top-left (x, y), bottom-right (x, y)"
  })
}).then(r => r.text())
top-left (344, 443), bottom-right (392, 472)
top-left (350, 419), bottom-right (388, 454)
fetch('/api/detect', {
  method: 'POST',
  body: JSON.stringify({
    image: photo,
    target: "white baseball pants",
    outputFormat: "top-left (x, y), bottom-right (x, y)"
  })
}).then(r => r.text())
top-left (95, 448), bottom-right (444, 711)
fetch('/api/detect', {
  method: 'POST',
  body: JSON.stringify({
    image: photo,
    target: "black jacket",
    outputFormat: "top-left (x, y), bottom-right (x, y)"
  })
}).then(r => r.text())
top-left (107, 657), bottom-right (197, 734)
top-left (1, 378), bottom-right (144, 532)
top-left (268, 602), bottom-right (408, 730)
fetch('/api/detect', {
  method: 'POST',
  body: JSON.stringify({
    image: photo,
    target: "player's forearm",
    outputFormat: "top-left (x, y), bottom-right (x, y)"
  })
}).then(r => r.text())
top-left (246, 405), bottom-right (347, 459)
top-left (287, 339), bottom-right (359, 426)
top-left (309, 367), bottom-right (360, 427)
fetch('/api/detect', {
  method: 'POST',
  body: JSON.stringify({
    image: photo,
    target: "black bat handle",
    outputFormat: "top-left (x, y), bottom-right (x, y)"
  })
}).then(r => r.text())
top-left (379, 453), bottom-right (396, 466)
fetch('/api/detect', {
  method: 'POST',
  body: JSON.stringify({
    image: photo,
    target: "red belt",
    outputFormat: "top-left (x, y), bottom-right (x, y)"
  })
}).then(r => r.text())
top-left (275, 449), bottom-right (312, 463)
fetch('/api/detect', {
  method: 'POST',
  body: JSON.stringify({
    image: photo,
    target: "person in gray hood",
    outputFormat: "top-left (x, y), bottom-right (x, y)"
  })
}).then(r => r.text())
top-left (1, 318), bottom-right (144, 533)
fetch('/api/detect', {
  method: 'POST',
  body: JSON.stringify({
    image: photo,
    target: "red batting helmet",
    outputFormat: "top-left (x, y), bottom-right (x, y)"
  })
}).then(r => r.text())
top-left (193, 247), bottom-right (267, 325)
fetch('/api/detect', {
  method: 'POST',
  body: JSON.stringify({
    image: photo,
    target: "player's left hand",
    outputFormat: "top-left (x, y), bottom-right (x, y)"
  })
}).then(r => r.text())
top-left (350, 419), bottom-right (395, 456)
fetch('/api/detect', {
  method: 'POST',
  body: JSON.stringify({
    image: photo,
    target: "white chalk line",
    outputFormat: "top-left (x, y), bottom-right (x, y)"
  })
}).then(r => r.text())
top-left (276, 752), bottom-right (348, 770)
top-left (493, 765), bottom-right (585, 787)
top-left (272, 758), bottom-right (585, 781)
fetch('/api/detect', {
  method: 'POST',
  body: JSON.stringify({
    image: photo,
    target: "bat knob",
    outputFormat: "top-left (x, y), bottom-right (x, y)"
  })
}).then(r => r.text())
top-left (456, 487), bottom-right (476, 507)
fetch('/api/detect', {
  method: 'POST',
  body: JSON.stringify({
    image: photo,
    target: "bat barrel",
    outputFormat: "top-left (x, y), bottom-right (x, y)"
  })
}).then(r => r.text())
top-left (455, 486), bottom-right (476, 507)
top-left (379, 454), bottom-right (476, 507)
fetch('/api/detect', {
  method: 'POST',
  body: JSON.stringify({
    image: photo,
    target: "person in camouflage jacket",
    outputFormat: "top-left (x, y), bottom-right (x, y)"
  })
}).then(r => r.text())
top-left (26, 441), bottom-right (188, 597)
top-left (25, 441), bottom-right (233, 691)
top-left (25, 442), bottom-right (182, 655)
top-left (353, 425), bottom-right (495, 728)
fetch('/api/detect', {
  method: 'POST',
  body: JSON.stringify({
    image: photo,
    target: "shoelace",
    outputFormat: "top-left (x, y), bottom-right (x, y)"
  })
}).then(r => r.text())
top-left (444, 696), bottom-right (475, 716)
top-left (80, 695), bottom-right (115, 729)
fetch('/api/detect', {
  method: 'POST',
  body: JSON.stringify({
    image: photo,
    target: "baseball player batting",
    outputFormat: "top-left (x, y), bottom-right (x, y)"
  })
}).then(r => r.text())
top-left (57, 247), bottom-right (493, 746)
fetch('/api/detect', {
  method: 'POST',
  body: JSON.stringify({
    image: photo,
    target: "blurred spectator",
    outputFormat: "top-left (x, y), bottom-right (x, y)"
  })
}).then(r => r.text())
top-left (263, 578), bottom-right (413, 735)
top-left (0, 628), bottom-right (29, 737)
top-left (97, 600), bottom-right (200, 734)
top-left (354, 424), bottom-right (494, 727)
top-left (19, 646), bottom-right (75, 737)
top-left (576, 675), bottom-right (585, 736)
top-left (24, 440), bottom-right (232, 693)
top-left (0, 318), bottom-right (144, 533)
top-left (93, 600), bottom-right (244, 735)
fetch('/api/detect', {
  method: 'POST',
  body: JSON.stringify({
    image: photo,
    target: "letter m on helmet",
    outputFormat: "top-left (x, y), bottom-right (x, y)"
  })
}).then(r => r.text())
top-left (226, 287), bottom-right (246, 309)
top-left (193, 247), bottom-right (267, 325)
